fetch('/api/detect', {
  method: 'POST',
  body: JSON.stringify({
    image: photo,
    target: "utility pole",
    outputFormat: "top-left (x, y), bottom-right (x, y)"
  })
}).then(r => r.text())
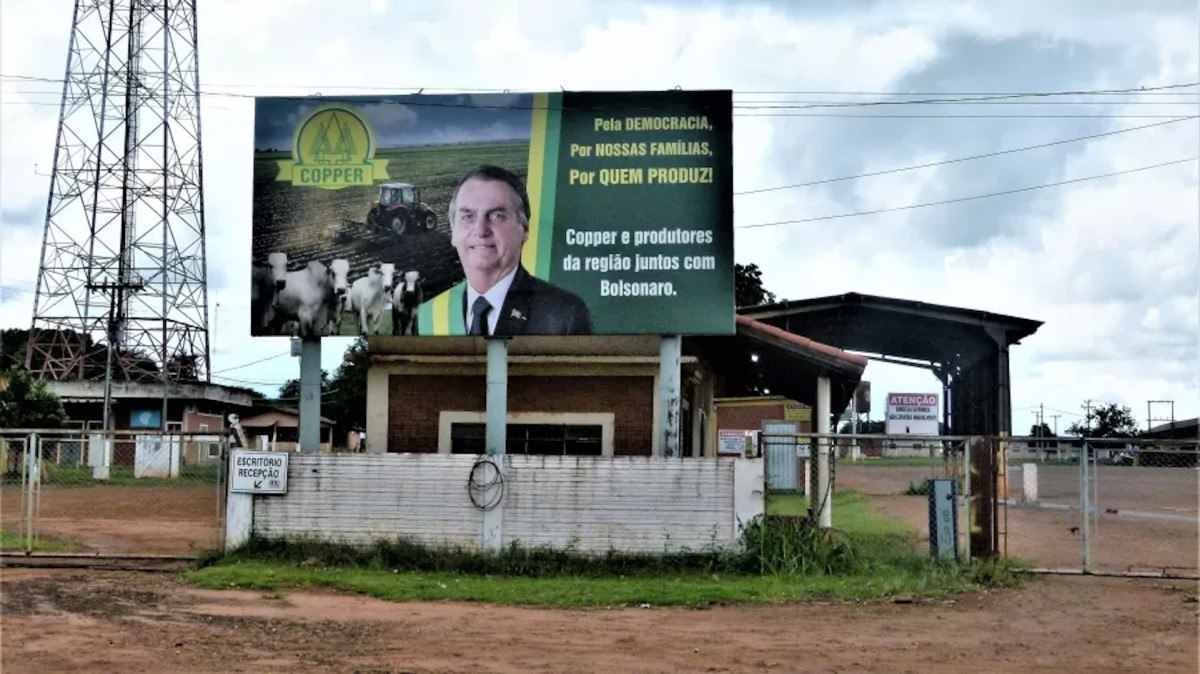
top-left (1081, 400), bottom-right (1094, 435)
top-left (1050, 414), bottom-right (1061, 436)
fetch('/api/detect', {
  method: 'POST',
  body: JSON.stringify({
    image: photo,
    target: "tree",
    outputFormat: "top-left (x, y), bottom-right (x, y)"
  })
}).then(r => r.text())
top-left (1, 328), bottom-right (29, 370)
top-left (278, 370), bottom-right (330, 401)
top-left (274, 339), bottom-right (369, 446)
top-left (1067, 403), bottom-right (1139, 438)
top-left (0, 368), bottom-right (65, 427)
top-left (1028, 422), bottom-right (1057, 448)
top-left (734, 263), bottom-right (777, 308)
top-left (325, 338), bottom-right (369, 437)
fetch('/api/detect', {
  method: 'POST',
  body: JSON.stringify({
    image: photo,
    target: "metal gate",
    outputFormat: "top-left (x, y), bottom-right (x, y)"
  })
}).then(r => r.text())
top-left (1, 428), bottom-right (227, 557)
top-left (1006, 437), bottom-right (1199, 577)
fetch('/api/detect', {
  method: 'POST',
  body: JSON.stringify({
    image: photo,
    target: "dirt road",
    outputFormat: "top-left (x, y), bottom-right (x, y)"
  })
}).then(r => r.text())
top-left (1, 568), bottom-right (1195, 673)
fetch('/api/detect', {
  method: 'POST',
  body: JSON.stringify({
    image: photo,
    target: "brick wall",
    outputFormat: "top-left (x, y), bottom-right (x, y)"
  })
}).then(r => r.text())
top-left (387, 374), bottom-right (654, 454)
top-left (717, 401), bottom-right (813, 433)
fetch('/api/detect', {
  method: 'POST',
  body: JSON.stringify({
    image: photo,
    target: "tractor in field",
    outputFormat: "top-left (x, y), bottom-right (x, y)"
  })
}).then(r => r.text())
top-left (367, 182), bottom-right (437, 235)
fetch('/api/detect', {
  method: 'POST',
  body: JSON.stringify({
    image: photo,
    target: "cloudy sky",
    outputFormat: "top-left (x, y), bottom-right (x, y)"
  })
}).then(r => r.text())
top-left (1, 1), bottom-right (1196, 432)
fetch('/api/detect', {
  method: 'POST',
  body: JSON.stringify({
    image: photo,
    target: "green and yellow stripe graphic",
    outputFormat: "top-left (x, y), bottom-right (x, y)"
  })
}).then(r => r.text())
top-left (416, 93), bottom-right (562, 335)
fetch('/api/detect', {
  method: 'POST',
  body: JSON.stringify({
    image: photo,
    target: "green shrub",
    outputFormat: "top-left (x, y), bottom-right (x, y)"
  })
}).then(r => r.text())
top-left (739, 515), bottom-right (856, 575)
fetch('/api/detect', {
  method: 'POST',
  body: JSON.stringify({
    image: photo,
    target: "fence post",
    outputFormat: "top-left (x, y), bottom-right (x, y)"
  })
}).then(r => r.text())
top-left (960, 438), bottom-right (971, 562)
top-left (1080, 441), bottom-right (1091, 573)
top-left (20, 434), bottom-right (30, 553)
top-left (814, 376), bottom-right (832, 528)
top-left (26, 432), bottom-right (41, 553)
top-left (224, 445), bottom-right (253, 551)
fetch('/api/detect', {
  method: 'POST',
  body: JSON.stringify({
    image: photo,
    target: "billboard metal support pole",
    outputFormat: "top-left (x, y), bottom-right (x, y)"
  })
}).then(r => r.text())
top-left (482, 338), bottom-right (508, 551)
top-left (659, 335), bottom-right (681, 458)
top-left (299, 337), bottom-right (321, 453)
top-left (486, 338), bottom-right (508, 457)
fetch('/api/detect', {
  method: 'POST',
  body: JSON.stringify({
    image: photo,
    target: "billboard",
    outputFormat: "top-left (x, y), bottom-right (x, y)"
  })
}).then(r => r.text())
top-left (884, 393), bottom-right (939, 436)
top-left (251, 90), bottom-right (733, 337)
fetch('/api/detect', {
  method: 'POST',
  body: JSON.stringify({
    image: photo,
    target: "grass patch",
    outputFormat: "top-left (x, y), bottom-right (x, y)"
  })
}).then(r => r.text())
top-left (187, 561), bottom-right (998, 608)
top-left (0, 528), bottom-right (82, 553)
top-left (188, 488), bottom-right (1024, 607)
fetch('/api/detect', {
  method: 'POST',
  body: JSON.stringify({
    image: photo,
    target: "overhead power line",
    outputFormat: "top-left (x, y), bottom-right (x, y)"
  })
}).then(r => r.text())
top-left (210, 351), bottom-right (290, 374)
top-left (1, 72), bottom-right (1195, 108)
top-left (732, 83), bottom-right (1200, 96)
top-left (736, 116), bottom-right (1197, 195)
top-left (737, 157), bottom-right (1196, 230)
top-left (732, 83), bottom-right (1200, 109)
top-left (3, 98), bottom-right (1180, 118)
top-left (733, 113), bottom-right (1195, 119)
top-left (211, 373), bottom-right (294, 387)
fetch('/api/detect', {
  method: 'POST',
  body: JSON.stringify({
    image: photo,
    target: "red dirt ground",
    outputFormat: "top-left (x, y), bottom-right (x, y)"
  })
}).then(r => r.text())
top-left (1, 483), bottom-right (220, 554)
top-left (0, 568), bottom-right (1196, 673)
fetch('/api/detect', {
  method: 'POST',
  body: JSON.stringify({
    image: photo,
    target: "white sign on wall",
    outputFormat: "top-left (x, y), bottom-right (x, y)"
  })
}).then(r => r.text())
top-left (884, 392), bottom-right (939, 436)
top-left (230, 450), bottom-right (289, 494)
top-left (718, 429), bottom-right (757, 456)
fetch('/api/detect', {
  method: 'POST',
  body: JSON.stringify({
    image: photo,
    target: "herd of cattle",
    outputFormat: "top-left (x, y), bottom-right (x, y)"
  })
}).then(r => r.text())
top-left (251, 252), bottom-right (425, 337)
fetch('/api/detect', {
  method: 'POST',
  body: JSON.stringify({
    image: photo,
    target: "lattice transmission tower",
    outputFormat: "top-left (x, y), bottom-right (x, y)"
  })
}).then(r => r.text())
top-left (26, 0), bottom-right (210, 403)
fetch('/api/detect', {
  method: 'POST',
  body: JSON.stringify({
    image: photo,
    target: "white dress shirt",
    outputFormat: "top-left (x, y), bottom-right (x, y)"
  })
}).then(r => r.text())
top-left (464, 266), bottom-right (518, 335)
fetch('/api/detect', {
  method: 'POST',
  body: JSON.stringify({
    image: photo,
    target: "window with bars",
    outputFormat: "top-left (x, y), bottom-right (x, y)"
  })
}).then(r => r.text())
top-left (450, 423), bottom-right (603, 456)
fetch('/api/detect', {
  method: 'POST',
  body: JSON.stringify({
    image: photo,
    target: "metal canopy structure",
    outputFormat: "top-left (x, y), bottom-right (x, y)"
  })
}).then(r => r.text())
top-left (741, 292), bottom-right (1043, 436)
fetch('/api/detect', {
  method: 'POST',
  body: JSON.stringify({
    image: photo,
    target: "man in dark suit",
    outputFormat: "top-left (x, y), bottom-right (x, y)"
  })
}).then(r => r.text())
top-left (449, 165), bottom-right (592, 336)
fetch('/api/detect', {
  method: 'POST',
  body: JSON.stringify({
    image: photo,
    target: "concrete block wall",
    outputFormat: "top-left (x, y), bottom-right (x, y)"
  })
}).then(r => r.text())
top-left (241, 454), bottom-right (763, 554)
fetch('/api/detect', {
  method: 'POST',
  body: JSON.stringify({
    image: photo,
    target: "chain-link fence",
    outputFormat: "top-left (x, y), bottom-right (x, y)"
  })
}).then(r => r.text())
top-left (1008, 437), bottom-right (1198, 576)
top-left (759, 431), bottom-right (974, 558)
top-left (758, 431), bottom-right (1197, 576)
top-left (1, 428), bottom-right (227, 556)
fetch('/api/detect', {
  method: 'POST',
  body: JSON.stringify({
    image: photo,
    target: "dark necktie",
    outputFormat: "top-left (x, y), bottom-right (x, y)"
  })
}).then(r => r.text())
top-left (468, 296), bottom-right (492, 336)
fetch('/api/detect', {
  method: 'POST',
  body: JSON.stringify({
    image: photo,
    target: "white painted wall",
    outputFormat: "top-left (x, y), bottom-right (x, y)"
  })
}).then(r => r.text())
top-left (249, 454), bottom-right (763, 554)
top-left (254, 454), bottom-right (483, 547)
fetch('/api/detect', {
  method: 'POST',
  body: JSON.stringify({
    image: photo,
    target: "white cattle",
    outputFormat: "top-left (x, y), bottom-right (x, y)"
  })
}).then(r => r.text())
top-left (391, 270), bottom-right (423, 336)
top-left (348, 262), bottom-right (395, 335)
top-left (329, 258), bottom-right (351, 313)
top-left (269, 253), bottom-right (338, 338)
